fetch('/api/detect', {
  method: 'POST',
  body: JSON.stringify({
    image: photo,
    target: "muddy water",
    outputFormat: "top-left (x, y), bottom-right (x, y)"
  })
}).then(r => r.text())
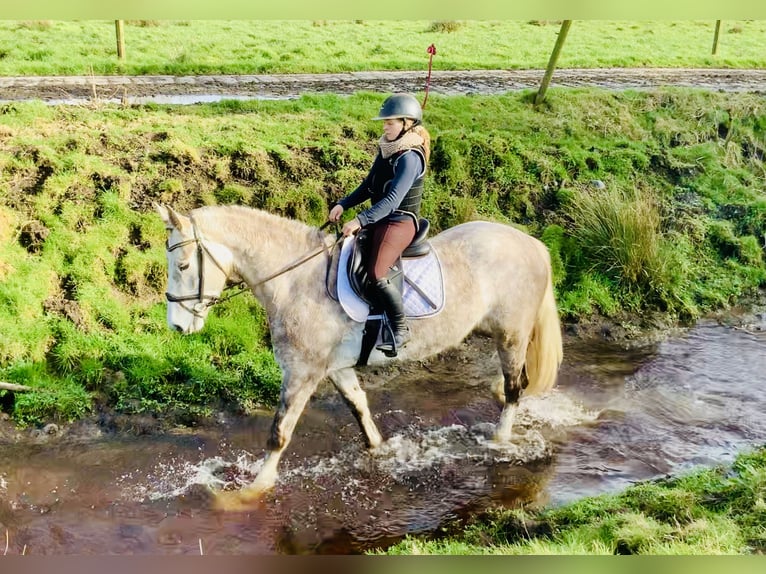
top-left (1, 309), bottom-right (765, 555)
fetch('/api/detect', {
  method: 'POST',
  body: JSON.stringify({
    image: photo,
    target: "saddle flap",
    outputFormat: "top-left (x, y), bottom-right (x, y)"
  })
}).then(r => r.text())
top-left (346, 229), bottom-right (404, 306)
top-left (347, 229), bottom-right (372, 303)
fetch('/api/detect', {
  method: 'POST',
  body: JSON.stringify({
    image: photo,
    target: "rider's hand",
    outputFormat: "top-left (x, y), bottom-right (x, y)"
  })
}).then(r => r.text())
top-left (328, 204), bottom-right (344, 223)
top-left (342, 218), bottom-right (362, 237)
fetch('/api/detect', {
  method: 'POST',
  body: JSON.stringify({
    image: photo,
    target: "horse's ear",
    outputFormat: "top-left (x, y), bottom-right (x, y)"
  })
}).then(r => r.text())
top-left (154, 203), bottom-right (172, 229)
top-left (154, 202), bottom-right (187, 232)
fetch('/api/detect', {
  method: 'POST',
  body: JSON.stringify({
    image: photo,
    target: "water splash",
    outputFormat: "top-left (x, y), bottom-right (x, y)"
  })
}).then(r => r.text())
top-left (117, 451), bottom-right (263, 501)
top-left (117, 389), bottom-right (596, 504)
top-left (519, 390), bottom-right (601, 428)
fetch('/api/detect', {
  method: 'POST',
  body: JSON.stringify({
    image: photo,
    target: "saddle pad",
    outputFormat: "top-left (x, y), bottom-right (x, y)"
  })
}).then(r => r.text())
top-left (337, 236), bottom-right (445, 324)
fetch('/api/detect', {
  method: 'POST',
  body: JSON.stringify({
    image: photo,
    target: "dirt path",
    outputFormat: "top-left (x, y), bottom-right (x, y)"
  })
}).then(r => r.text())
top-left (2, 68), bottom-right (766, 102)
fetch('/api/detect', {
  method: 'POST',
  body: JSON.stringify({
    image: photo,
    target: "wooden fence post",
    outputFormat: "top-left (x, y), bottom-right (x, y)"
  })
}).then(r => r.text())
top-left (712, 20), bottom-right (721, 55)
top-left (115, 20), bottom-right (125, 60)
top-left (535, 20), bottom-right (572, 106)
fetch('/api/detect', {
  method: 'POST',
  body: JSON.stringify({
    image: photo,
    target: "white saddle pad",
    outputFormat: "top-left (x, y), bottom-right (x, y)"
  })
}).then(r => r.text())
top-left (337, 236), bottom-right (445, 324)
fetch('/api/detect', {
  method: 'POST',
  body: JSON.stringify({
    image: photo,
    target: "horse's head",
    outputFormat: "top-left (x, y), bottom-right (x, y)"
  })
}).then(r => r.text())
top-left (155, 203), bottom-right (233, 334)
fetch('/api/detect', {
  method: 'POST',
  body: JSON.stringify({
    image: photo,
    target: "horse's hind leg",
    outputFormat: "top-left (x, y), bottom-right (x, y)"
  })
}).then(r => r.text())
top-left (328, 368), bottom-right (383, 448)
top-left (214, 369), bottom-right (321, 511)
top-left (494, 336), bottom-right (530, 443)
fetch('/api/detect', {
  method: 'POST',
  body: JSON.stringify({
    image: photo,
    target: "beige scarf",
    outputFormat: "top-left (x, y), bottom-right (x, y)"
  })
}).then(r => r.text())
top-left (378, 130), bottom-right (425, 159)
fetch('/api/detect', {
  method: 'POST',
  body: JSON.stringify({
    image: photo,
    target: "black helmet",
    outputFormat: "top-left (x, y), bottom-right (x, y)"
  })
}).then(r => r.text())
top-left (372, 93), bottom-right (422, 122)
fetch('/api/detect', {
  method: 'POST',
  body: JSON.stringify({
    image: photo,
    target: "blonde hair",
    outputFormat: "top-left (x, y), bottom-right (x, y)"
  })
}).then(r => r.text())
top-left (410, 124), bottom-right (431, 165)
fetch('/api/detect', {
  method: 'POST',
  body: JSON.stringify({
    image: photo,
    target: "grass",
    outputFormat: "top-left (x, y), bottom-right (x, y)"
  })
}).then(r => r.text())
top-left (0, 20), bottom-right (765, 76)
top-left (0, 88), bottom-right (765, 424)
top-left (564, 184), bottom-right (694, 314)
top-left (376, 446), bottom-right (766, 554)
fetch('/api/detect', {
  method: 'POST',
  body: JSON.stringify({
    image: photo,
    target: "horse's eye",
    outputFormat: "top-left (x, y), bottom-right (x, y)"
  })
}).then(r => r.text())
top-left (178, 262), bottom-right (190, 271)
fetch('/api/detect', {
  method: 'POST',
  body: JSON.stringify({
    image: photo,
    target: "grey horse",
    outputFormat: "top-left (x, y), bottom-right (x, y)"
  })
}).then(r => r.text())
top-left (156, 203), bottom-right (563, 511)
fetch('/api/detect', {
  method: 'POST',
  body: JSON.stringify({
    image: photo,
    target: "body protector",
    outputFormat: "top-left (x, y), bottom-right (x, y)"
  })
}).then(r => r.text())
top-left (368, 146), bottom-right (426, 223)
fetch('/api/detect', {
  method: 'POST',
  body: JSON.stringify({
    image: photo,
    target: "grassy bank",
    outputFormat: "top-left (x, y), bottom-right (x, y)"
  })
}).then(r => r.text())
top-left (1, 88), bottom-right (765, 425)
top-left (0, 20), bottom-right (765, 76)
top-left (376, 445), bottom-right (766, 554)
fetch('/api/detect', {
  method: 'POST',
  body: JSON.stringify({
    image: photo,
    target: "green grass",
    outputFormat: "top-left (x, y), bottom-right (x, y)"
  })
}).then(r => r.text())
top-left (1, 88), bottom-right (765, 424)
top-left (564, 184), bottom-right (695, 315)
top-left (376, 446), bottom-right (766, 555)
top-left (0, 20), bottom-right (765, 76)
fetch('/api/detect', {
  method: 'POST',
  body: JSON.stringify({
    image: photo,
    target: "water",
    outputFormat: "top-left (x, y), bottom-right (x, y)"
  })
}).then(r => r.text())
top-left (1, 309), bottom-right (765, 554)
top-left (549, 314), bottom-right (766, 506)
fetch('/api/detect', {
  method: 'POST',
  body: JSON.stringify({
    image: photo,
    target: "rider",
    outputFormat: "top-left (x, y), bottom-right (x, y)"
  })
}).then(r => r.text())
top-left (328, 93), bottom-right (431, 357)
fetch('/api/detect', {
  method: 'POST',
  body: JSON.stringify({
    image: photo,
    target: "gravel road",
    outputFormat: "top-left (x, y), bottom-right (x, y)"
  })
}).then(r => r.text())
top-left (1, 68), bottom-right (766, 104)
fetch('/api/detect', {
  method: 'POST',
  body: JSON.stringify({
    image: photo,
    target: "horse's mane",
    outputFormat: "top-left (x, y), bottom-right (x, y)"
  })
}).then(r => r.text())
top-left (190, 205), bottom-right (321, 251)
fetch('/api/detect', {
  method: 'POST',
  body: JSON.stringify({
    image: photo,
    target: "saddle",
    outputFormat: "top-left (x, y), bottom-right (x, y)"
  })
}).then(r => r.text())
top-left (325, 218), bottom-right (443, 366)
top-left (347, 218), bottom-right (432, 305)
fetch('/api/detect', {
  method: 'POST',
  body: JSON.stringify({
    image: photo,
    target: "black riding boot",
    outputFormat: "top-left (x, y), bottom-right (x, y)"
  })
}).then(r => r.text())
top-left (372, 278), bottom-right (411, 357)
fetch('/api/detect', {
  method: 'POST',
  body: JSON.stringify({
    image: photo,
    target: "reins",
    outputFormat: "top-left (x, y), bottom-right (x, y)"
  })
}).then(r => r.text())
top-left (248, 238), bottom-right (340, 290)
top-left (245, 219), bottom-right (341, 291)
top-left (165, 220), bottom-right (342, 314)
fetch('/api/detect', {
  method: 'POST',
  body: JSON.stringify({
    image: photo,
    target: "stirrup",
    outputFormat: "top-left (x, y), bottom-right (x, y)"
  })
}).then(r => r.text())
top-left (376, 321), bottom-right (411, 357)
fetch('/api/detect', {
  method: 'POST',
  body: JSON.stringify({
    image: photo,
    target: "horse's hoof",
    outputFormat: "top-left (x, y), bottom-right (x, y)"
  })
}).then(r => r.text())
top-left (212, 485), bottom-right (269, 512)
top-left (368, 438), bottom-right (385, 453)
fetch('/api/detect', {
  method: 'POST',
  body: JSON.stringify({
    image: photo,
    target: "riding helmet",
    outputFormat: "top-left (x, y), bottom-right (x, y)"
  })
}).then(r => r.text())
top-left (372, 93), bottom-right (423, 122)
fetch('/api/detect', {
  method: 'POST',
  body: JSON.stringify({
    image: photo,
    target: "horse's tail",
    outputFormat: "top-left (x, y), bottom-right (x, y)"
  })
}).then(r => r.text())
top-left (524, 274), bottom-right (563, 395)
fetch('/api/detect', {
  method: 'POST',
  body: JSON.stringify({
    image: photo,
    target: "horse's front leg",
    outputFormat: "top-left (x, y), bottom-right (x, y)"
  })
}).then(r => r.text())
top-left (214, 368), bottom-right (320, 511)
top-left (328, 368), bottom-right (383, 448)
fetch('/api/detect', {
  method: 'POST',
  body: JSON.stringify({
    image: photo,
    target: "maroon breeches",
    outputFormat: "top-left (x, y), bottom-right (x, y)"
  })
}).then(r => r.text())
top-left (367, 218), bottom-right (416, 280)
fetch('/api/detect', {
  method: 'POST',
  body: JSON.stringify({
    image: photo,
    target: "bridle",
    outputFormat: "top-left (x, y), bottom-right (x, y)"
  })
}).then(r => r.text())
top-left (164, 224), bottom-right (233, 318)
top-left (165, 221), bottom-right (342, 318)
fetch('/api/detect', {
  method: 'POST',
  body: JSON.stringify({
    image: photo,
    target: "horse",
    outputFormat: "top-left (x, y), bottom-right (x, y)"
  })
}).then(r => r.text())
top-left (155, 203), bottom-right (563, 511)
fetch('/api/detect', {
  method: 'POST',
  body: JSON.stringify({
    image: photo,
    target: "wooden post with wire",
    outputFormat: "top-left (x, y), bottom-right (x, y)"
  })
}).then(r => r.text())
top-left (115, 20), bottom-right (125, 60)
top-left (712, 20), bottom-right (722, 55)
top-left (421, 44), bottom-right (437, 110)
top-left (534, 20), bottom-right (572, 106)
